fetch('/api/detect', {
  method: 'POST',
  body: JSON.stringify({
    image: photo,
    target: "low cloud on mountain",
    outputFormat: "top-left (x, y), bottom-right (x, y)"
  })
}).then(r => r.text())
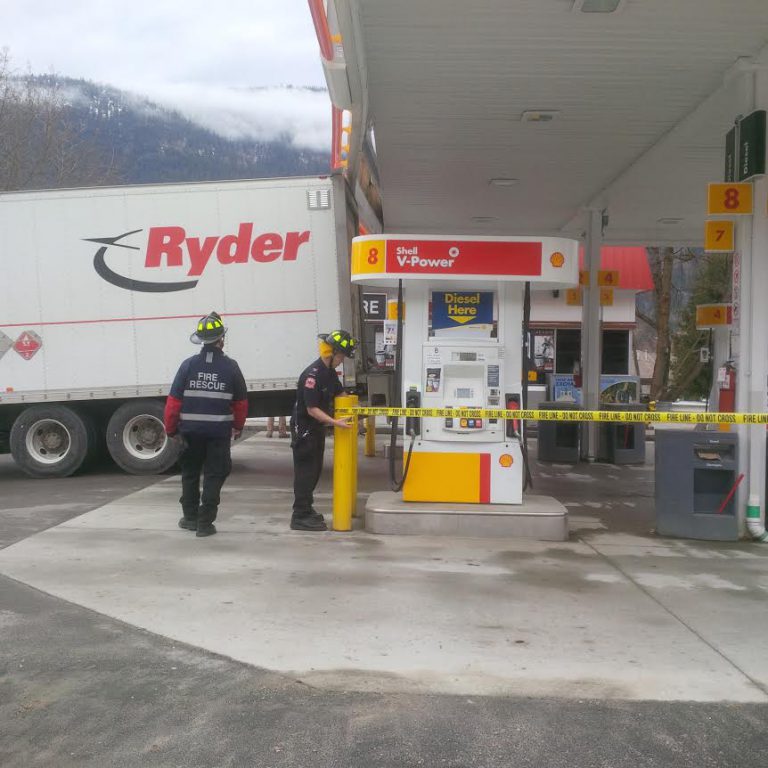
top-left (138, 83), bottom-right (331, 151)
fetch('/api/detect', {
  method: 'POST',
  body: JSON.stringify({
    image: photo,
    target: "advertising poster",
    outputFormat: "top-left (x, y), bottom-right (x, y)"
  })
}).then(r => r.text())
top-left (383, 319), bottom-right (398, 346)
top-left (532, 330), bottom-right (555, 372)
top-left (549, 374), bottom-right (640, 405)
top-left (426, 368), bottom-right (441, 393)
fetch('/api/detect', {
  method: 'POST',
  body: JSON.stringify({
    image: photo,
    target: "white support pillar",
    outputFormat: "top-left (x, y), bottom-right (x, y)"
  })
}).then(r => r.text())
top-left (580, 208), bottom-right (603, 460)
top-left (732, 65), bottom-right (756, 532)
top-left (745, 63), bottom-right (768, 535)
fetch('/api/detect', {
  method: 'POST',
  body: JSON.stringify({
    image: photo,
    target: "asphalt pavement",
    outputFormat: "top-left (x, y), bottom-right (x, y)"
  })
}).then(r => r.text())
top-left (1, 436), bottom-right (767, 767)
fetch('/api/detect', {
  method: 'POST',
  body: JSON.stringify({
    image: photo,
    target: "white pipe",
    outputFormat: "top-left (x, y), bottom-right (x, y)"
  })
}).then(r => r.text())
top-left (746, 495), bottom-right (768, 541)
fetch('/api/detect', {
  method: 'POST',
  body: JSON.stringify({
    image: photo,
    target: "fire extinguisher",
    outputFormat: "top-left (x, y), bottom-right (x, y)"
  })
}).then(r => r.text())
top-left (573, 360), bottom-right (583, 389)
top-left (718, 361), bottom-right (736, 412)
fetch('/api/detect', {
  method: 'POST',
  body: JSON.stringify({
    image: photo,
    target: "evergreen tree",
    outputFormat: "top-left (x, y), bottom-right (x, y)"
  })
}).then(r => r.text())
top-left (667, 253), bottom-right (731, 400)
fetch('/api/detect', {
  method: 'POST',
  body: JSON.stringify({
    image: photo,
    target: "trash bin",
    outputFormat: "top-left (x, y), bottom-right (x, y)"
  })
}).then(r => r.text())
top-left (655, 428), bottom-right (739, 540)
top-left (597, 403), bottom-right (647, 465)
top-left (536, 401), bottom-right (581, 463)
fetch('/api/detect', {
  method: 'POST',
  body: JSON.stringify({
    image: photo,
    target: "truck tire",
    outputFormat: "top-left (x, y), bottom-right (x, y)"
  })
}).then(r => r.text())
top-left (106, 400), bottom-right (180, 475)
top-left (10, 405), bottom-right (93, 478)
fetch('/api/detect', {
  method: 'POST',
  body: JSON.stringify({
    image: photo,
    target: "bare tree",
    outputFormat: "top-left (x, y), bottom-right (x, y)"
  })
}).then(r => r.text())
top-left (639, 246), bottom-right (700, 400)
top-left (0, 50), bottom-right (117, 191)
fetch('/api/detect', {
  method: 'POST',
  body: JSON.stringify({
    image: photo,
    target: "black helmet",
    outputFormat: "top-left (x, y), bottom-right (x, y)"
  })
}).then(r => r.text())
top-left (190, 312), bottom-right (227, 344)
top-left (320, 329), bottom-right (357, 358)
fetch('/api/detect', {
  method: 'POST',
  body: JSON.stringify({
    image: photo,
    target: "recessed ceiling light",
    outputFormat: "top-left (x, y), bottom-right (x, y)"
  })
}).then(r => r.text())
top-left (489, 178), bottom-right (519, 187)
top-left (521, 110), bottom-right (560, 123)
top-left (657, 217), bottom-right (684, 225)
top-left (572, 0), bottom-right (624, 13)
top-left (471, 216), bottom-right (498, 223)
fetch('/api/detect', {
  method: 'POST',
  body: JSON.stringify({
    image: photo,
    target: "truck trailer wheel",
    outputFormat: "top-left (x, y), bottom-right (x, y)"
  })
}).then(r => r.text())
top-left (10, 405), bottom-right (93, 478)
top-left (106, 400), bottom-right (180, 475)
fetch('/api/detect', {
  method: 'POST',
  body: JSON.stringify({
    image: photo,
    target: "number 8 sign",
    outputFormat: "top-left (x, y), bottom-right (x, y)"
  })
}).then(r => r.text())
top-left (707, 183), bottom-right (753, 215)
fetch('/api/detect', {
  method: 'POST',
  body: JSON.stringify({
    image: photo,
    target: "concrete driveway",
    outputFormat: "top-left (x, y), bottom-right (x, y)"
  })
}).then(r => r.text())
top-left (1, 435), bottom-right (766, 704)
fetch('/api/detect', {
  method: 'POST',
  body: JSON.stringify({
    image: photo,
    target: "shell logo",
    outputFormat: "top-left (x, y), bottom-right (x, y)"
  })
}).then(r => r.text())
top-left (499, 454), bottom-right (514, 468)
top-left (550, 251), bottom-right (565, 268)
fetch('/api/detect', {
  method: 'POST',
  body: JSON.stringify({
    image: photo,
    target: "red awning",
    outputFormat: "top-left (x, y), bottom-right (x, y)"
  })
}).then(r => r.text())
top-left (578, 247), bottom-right (653, 291)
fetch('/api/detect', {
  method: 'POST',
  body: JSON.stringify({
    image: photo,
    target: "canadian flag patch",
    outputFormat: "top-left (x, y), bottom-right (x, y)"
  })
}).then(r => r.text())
top-left (305, 376), bottom-right (316, 389)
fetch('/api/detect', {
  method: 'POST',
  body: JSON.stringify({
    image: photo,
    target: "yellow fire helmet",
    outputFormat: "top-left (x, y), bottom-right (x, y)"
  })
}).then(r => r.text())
top-left (319, 329), bottom-right (357, 358)
top-left (190, 312), bottom-right (227, 345)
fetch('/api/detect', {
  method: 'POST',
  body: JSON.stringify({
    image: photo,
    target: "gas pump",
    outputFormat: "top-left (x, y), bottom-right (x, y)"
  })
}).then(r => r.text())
top-left (351, 234), bottom-right (578, 506)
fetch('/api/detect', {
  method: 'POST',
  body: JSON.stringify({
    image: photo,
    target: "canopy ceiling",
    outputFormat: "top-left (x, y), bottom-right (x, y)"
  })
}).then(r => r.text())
top-left (330, 0), bottom-right (768, 245)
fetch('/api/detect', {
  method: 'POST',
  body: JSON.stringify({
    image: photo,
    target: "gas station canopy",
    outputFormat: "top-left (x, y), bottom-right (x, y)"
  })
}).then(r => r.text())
top-left (322, 0), bottom-right (768, 245)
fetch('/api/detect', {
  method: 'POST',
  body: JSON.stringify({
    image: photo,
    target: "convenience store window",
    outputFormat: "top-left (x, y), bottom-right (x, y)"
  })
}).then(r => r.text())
top-left (552, 328), bottom-right (630, 375)
top-left (555, 329), bottom-right (581, 374)
top-left (601, 330), bottom-right (630, 375)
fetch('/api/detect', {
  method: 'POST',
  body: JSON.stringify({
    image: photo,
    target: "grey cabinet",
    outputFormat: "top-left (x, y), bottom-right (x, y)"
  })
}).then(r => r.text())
top-left (597, 404), bottom-right (647, 465)
top-left (655, 429), bottom-right (739, 541)
top-left (537, 402), bottom-right (581, 463)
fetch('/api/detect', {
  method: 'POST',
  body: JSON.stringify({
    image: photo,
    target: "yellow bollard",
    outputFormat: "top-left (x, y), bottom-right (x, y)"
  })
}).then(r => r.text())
top-left (365, 414), bottom-right (376, 457)
top-left (332, 394), bottom-right (357, 531)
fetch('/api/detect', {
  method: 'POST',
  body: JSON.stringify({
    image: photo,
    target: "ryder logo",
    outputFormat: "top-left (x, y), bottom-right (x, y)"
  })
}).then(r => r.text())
top-left (85, 224), bottom-right (310, 293)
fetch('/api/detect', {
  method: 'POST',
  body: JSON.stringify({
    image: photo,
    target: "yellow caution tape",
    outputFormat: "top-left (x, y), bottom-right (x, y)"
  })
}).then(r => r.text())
top-left (335, 406), bottom-right (768, 425)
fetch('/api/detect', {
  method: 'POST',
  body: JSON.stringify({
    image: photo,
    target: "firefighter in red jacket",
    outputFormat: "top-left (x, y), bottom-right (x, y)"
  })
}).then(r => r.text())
top-left (164, 312), bottom-right (248, 537)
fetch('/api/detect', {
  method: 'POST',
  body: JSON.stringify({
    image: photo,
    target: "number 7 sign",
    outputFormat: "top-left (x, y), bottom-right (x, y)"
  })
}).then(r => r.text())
top-left (704, 220), bottom-right (735, 253)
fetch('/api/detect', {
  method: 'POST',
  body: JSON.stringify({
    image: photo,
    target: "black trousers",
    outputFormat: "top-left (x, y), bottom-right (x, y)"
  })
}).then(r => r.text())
top-left (178, 435), bottom-right (232, 527)
top-left (292, 429), bottom-right (326, 518)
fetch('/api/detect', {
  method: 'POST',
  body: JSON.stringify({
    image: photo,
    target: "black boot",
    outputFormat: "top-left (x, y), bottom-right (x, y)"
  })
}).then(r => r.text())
top-left (196, 523), bottom-right (217, 537)
top-left (290, 516), bottom-right (328, 532)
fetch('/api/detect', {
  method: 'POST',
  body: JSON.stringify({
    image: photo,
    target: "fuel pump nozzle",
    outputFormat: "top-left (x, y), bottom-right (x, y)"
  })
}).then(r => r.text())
top-left (506, 393), bottom-right (533, 491)
top-left (388, 386), bottom-right (419, 492)
top-left (405, 386), bottom-right (421, 437)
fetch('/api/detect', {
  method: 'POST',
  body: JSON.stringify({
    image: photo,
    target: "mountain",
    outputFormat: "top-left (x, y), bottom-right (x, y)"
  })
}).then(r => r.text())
top-left (46, 76), bottom-right (331, 185)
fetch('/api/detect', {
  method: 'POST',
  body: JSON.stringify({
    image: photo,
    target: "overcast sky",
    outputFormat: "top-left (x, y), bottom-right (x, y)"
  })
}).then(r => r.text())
top-left (1, 0), bottom-right (331, 149)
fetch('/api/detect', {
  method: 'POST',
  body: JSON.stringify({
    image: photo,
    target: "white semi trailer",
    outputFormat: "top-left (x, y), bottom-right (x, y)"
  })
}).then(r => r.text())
top-left (0, 175), bottom-right (361, 477)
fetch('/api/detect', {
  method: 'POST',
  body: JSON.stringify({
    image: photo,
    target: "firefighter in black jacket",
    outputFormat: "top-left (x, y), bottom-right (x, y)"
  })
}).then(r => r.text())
top-left (164, 312), bottom-right (248, 537)
top-left (290, 330), bottom-right (357, 531)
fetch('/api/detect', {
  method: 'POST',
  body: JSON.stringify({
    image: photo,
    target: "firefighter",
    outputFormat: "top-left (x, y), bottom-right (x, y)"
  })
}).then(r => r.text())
top-left (290, 329), bottom-right (357, 531)
top-left (164, 312), bottom-right (248, 537)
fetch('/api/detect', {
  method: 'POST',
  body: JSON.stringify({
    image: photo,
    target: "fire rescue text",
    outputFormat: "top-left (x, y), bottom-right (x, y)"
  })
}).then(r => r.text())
top-left (188, 372), bottom-right (226, 391)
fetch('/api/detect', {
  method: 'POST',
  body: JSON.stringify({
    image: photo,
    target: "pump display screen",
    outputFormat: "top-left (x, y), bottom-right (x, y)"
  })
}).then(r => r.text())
top-left (456, 388), bottom-right (473, 399)
top-left (457, 352), bottom-right (477, 361)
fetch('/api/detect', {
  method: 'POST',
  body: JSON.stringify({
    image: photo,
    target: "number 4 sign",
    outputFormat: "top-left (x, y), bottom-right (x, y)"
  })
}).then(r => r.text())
top-left (704, 220), bottom-right (735, 253)
top-left (707, 183), bottom-right (753, 215)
